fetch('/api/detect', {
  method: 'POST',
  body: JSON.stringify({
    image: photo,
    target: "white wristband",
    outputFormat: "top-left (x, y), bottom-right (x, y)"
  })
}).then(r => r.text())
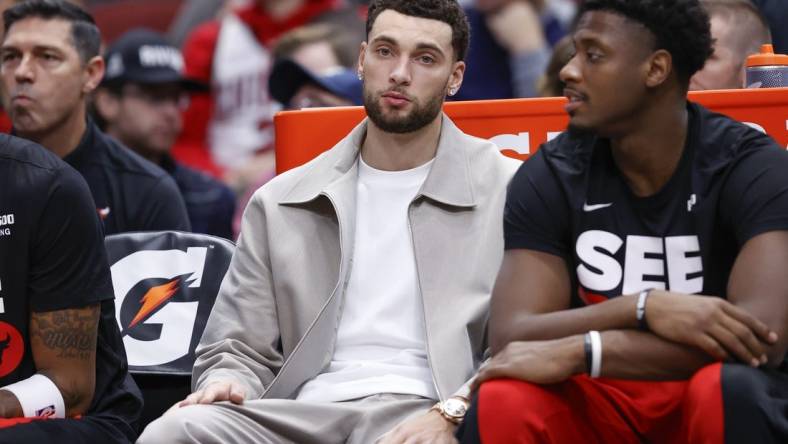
top-left (1, 374), bottom-right (66, 418)
top-left (589, 330), bottom-right (602, 378)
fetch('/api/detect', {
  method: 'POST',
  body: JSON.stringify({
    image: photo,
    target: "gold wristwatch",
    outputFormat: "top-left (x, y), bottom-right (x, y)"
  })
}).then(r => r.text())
top-left (431, 396), bottom-right (470, 424)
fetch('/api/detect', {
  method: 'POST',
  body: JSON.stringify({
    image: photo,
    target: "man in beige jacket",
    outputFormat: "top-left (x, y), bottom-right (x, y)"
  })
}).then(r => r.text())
top-left (138, 0), bottom-right (519, 443)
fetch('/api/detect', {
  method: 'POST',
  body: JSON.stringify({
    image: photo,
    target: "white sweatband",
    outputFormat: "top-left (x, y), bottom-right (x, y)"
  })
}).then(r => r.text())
top-left (1, 374), bottom-right (66, 418)
top-left (636, 289), bottom-right (651, 330)
top-left (589, 330), bottom-right (602, 378)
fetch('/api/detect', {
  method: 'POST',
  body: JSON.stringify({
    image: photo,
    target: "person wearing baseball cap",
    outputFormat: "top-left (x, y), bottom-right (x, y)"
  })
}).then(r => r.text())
top-left (269, 58), bottom-right (363, 109)
top-left (94, 28), bottom-right (235, 240)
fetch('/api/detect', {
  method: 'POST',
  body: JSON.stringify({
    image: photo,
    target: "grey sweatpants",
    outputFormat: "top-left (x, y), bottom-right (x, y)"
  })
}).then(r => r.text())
top-left (136, 393), bottom-right (434, 444)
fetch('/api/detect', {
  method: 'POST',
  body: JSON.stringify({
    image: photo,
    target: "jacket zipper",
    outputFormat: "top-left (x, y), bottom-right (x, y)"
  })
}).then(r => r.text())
top-left (408, 203), bottom-right (442, 400)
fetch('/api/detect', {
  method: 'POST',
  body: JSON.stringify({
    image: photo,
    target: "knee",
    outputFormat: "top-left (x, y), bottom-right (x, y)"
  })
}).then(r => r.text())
top-left (477, 379), bottom-right (578, 442)
top-left (682, 362), bottom-right (725, 442)
top-left (685, 362), bottom-right (723, 409)
top-left (137, 405), bottom-right (218, 444)
top-left (480, 379), bottom-right (554, 414)
top-left (479, 379), bottom-right (561, 427)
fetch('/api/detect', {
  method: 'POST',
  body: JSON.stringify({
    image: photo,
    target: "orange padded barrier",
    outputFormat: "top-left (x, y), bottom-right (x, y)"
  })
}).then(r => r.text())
top-left (274, 87), bottom-right (788, 174)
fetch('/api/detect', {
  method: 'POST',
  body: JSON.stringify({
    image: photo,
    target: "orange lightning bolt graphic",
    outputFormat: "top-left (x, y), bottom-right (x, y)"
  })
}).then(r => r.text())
top-left (129, 279), bottom-right (180, 329)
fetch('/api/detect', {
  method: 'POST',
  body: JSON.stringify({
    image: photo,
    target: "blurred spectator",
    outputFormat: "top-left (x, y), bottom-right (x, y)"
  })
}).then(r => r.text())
top-left (269, 59), bottom-right (362, 109)
top-left (536, 34), bottom-right (573, 96)
top-left (690, 0), bottom-right (771, 90)
top-left (225, 22), bottom-right (362, 238)
top-left (173, 0), bottom-right (365, 194)
top-left (0, 0), bottom-right (190, 235)
top-left (94, 29), bottom-right (236, 240)
top-left (167, 0), bottom-right (226, 48)
top-left (238, 57), bottom-right (361, 236)
top-left (457, 0), bottom-right (574, 100)
top-left (273, 22), bottom-right (359, 72)
top-left (749, 0), bottom-right (788, 54)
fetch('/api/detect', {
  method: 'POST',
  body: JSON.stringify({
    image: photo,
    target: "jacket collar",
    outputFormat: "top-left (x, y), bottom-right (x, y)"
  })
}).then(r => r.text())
top-left (279, 114), bottom-right (476, 208)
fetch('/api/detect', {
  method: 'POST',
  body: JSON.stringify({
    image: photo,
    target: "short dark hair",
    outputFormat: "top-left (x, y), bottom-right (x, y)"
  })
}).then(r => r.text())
top-left (579, 0), bottom-right (713, 87)
top-left (366, 0), bottom-right (470, 62)
top-left (3, 0), bottom-right (101, 64)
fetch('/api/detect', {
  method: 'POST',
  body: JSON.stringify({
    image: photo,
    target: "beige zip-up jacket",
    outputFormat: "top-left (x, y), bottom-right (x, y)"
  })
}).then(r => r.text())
top-left (193, 114), bottom-right (521, 401)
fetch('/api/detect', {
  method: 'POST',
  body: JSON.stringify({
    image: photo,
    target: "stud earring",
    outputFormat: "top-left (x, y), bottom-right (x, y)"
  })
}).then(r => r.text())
top-left (448, 87), bottom-right (457, 96)
top-left (358, 72), bottom-right (364, 81)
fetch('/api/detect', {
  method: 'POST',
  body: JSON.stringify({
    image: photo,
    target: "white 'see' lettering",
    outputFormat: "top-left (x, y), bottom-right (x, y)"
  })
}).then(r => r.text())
top-left (576, 231), bottom-right (703, 294)
top-left (576, 231), bottom-right (623, 291)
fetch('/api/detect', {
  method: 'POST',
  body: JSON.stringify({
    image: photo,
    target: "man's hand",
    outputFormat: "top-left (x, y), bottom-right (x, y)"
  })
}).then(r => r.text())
top-left (376, 409), bottom-right (458, 444)
top-left (646, 290), bottom-right (778, 366)
top-left (178, 380), bottom-right (246, 407)
top-left (472, 336), bottom-right (584, 390)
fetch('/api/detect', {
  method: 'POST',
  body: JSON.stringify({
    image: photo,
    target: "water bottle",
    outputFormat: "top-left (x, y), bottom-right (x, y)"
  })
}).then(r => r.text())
top-left (745, 44), bottom-right (788, 88)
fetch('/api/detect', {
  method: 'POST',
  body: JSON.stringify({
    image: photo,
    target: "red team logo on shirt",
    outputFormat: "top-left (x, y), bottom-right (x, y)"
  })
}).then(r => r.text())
top-left (0, 321), bottom-right (24, 377)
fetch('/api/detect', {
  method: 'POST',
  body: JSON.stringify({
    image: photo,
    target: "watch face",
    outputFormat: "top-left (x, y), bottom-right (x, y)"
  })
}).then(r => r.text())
top-left (444, 398), bottom-right (467, 417)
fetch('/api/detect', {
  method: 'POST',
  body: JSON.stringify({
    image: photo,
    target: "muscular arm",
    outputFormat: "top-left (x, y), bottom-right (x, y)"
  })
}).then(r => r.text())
top-left (0, 305), bottom-right (99, 418)
top-left (29, 305), bottom-right (99, 416)
top-left (488, 249), bottom-right (711, 379)
top-left (489, 249), bottom-right (635, 354)
top-left (727, 231), bottom-right (788, 364)
top-left (489, 231), bottom-right (788, 379)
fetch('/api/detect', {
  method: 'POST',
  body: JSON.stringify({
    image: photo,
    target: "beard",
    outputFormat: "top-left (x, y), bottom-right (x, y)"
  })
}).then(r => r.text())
top-left (363, 86), bottom-right (445, 134)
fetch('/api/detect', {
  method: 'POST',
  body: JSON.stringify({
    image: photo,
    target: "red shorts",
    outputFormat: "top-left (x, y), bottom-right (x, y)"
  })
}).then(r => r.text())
top-left (0, 417), bottom-right (45, 429)
top-left (478, 363), bottom-right (723, 443)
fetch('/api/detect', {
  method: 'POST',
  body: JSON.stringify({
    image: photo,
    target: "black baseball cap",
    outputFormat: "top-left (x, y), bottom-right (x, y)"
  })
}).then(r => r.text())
top-left (269, 59), bottom-right (363, 107)
top-left (102, 28), bottom-right (207, 91)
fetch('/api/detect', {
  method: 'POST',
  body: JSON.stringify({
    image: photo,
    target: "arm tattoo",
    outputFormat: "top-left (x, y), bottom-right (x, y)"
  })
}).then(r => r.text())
top-left (30, 307), bottom-right (99, 360)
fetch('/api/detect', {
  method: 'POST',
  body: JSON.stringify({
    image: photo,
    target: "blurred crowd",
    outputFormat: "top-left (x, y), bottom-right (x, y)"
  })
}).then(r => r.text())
top-left (1, 0), bottom-right (786, 241)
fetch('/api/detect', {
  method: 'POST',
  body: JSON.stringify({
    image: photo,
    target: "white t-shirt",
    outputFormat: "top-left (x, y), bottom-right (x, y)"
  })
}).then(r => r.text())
top-left (296, 156), bottom-right (438, 402)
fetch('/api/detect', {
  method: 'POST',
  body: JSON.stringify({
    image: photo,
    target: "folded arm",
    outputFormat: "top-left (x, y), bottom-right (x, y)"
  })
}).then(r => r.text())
top-left (486, 231), bottom-right (788, 382)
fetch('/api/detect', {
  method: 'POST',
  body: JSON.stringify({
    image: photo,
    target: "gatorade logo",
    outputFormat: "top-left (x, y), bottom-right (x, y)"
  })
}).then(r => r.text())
top-left (0, 321), bottom-right (24, 378)
top-left (112, 248), bottom-right (206, 367)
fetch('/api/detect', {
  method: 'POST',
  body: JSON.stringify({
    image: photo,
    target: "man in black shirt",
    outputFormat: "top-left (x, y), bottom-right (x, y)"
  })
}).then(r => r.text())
top-left (0, 0), bottom-right (190, 235)
top-left (458, 0), bottom-right (788, 443)
top-left (94, 29), bottom-right (235, 240)
top-left (0, 133), bottom-right (141, 442)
